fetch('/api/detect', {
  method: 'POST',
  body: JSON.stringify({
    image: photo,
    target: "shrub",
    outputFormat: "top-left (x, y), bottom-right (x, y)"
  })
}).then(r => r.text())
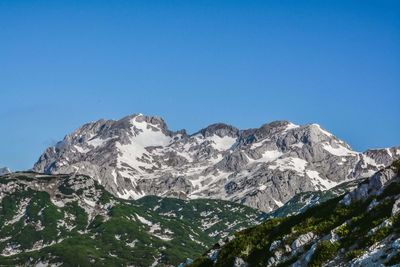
top-left (335, 223), bottom-right (350, 238)
top-left (190, 257), bottom-right (214, 267)
top-left (345, 249), bottom-right (364, 260)
top-left (309, 241), bottom-right (340, 267)
top-left (393, 159), bottom-right (400, 175)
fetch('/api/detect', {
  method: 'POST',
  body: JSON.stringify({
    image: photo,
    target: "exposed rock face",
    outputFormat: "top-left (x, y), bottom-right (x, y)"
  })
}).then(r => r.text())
top-left (33, 113), bottom-right (400, 212)
top-left (233, 257), bottom-right (248, 267)
top-left (291, 232), bottom-right (316, 251)
top-left (342, 167), bottom-right (398, 206)
top-left (391, 198), bottom-right (400, 216)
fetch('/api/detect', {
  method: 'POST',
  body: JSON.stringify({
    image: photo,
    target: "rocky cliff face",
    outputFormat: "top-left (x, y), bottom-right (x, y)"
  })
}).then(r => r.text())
top-left (33, 113), bottom-right (400, 212)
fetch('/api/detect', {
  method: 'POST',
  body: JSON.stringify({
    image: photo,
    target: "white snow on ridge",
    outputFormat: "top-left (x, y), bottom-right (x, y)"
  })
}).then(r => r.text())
top-left (322, 143), bottom-right (357, 157)
top-left (284, 123), bottom-right (300, 132)
top-left (116, 117), bottom-right (173, 174)
top-left (312, 124), bottom-right (333, 137)
top-left (130, 117), bottom-right (172, 147)
top-left (386, 148), bottom-right (392, 157)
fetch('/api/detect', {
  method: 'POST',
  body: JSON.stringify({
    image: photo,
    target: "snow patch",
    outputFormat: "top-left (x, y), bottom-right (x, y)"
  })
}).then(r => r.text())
top-left (111, 169), bottom-right (117, 185)
top-left (291, 142), bottom-right (304, 149)
top-left (117, 188), bottom-right (145, 200)
top-left (252, 150), bottom-right (284, 163)
top-left (306, 170), bottom-right (338, 190)
top-left (136, 214), bottom-right (153, 226)
top-left (268, 157), bottom-right (308, 175)
top-left (205, 135), bottom-right (237, 151)
top-left (87, 137), bottom-right (115, 148)
top-left (258, 184), bottom-right (267, 191)
top-left (251, 140), bottom-right (268, 149)
top-left (272, 198), bottom-right (284, 207)
top-left (284, 123), bottom-right (300, 132)
top-left (386, 148), bottom-right (393, 158)
top-left (361, 155), bottom-right (381, 168)
top-left (322, 143), bottom-right (357, 157)
top-left (126, 239), bottom-right (138, 248)
top-left (116, 117), bottom-right (172, 175)
top-left (84, 198), bottom-right (96, 207)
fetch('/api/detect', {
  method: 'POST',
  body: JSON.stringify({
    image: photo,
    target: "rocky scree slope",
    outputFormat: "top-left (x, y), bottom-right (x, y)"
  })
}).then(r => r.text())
top-left (33, 113), bottom-right (400, 212)
top-left (189, 161), bottom-right (400, 267)
top-left (0, 172), bottom-right (264, 267)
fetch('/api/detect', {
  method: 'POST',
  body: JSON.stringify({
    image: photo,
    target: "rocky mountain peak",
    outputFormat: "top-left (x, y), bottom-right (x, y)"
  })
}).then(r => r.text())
top-left (33, 113), bottom-right (400, 212)
top-left (195, 123), bottom-right (239, 138)
top-left (238, 120), bottom-right (294, 145)
top-left (260, 120), bottom-right (296, 131)
top-left (125, 113), bottom-right (169, 132)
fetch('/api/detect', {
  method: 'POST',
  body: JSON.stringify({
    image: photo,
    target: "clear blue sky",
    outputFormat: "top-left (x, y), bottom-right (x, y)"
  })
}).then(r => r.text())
top-left (0, 0), bottom-right (399, 171)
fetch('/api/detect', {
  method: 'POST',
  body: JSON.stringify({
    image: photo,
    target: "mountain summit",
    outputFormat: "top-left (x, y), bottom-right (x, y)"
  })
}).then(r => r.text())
top-left (33, 114), bottom-right (400, 212)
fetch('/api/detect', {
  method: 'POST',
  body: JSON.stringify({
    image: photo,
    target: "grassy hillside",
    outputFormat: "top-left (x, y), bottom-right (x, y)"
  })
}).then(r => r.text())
top-left (0, 172), bottom-right (265, 266)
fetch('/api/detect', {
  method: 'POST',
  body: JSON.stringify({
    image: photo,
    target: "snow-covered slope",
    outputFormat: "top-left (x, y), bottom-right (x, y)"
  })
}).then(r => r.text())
top-left (33, 114), bottom-right (400, 212)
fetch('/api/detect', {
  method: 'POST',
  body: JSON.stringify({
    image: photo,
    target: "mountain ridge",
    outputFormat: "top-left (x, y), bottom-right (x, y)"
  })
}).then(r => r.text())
top-left (33, 113), bottom-right (400, 212)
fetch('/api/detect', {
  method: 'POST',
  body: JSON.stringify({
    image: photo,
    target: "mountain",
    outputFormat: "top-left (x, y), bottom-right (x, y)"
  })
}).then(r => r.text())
top-left (266, 177), bottom-right (365, 219)
top-left (0, 168), bottom-right (11, 176)
top-left (0, 172), bottom-right (264, 266)
top-left (33, 113), bottom-right (400, 212)
top-left (189, 161), bottom-right (400, 267)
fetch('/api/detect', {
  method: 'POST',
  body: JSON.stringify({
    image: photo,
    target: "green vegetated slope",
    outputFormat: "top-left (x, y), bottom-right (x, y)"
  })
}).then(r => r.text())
top-left (267, 178), bottom-right (364, 219)
top-left (0, 172), bottom-right (265, 266)
top-left (190, 162), bottom-right (400, 267)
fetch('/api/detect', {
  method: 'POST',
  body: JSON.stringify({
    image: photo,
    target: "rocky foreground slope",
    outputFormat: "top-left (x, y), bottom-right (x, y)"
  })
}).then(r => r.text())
top-left (0, 172), bottom-right (264, 266)
top-left (189, 161), bottom-right (400, 267)
top-left (33, 114), bottom-right (400, 212)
